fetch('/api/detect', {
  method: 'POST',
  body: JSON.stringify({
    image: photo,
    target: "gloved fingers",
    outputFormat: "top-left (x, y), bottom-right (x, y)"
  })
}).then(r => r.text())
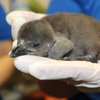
top-left (75, 81), bottom-right (100, 88)
top-left (28, 60), bottom-right (100, 83)
top-left (6, 10), bottom-right (35, 25)
top-left (14, 55), bottom-right (50, 73)
top-left (13, 55), bottom-right (100, 89)
top-left (76, 83), bottom-right (100, 92)
top-left (63, 78), bottom-right (100, 92)
top-left (28, 60), bottom-right (77, 80)
top-left (6, 10), bottom-right (46, 25)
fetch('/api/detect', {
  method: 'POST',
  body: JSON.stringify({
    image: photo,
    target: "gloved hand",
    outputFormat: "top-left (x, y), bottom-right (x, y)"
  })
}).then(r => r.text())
top-left (14, 55), bottom-right (100, 92)
top-left (6, 11), bottom-right (100, 92)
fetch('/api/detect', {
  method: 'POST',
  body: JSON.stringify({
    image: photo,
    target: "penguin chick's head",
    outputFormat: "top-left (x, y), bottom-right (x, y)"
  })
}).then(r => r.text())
top-left (9, 20), bottom-right (55, 57)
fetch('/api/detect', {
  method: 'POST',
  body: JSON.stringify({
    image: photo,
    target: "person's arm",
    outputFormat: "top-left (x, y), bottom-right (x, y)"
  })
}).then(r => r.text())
top-left (0, 4), bottom-right (14, 86)
top-left (0, 40), bottom-right (14, 86)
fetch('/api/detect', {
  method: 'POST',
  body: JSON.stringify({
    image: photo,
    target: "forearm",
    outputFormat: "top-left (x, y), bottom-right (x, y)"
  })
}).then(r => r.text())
top-left (0, 55), bottom-right (14, 86)
top-left (0, 40), bottom-right (12, 56)
top-left (0, 40), bottom-right (14, 86)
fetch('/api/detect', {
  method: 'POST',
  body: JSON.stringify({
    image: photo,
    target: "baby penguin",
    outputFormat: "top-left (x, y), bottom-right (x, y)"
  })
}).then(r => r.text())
top-left (9, 13), bottom-right (100, 62)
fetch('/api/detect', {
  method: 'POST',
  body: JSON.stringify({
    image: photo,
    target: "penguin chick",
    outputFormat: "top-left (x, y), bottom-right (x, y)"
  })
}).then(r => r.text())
top-left (9, 19), bottom-right (73, 59)
top-left (9, 13), bottom-right (100, 62)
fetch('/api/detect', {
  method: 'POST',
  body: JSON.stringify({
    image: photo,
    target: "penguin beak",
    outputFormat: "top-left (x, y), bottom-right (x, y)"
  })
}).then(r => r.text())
top-left (9, 45), bottom-right (26, 57)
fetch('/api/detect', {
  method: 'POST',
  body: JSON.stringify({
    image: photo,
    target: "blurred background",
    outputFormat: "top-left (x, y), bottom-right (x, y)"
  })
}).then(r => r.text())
top-left (1, 0), bottom-right (50, 13)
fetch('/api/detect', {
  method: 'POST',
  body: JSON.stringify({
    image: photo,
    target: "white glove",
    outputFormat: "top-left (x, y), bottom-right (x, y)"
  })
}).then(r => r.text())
top-left (6, 10), bottom-right (46, 40)
top-left (14, 55), bottom-right (100, 92)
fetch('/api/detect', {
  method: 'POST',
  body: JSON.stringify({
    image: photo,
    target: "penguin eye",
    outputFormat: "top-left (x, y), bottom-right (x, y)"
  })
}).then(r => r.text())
top-left (33, 42), bottom-right (40, 48)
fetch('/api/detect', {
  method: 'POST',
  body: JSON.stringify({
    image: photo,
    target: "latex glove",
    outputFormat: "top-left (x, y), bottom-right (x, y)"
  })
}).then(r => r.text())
top-left (14, 55), bottom-right (100, 92)
top-left (6, 10), bottom-right (46, 40)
